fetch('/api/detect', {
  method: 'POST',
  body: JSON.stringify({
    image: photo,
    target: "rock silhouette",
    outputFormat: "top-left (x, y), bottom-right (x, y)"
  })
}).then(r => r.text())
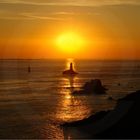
top-left (63, 90), bottom-right (140, 139)
top-left (73, 79), bottom-right (107, 95)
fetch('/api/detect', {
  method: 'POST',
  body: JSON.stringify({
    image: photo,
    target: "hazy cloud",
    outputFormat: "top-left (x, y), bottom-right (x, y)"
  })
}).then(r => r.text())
top-left (0, 11), bottom-right (66, 20)
top-left (0, 0), bottom-right (140, 7)
top-left (0, 0), bottom-right (140, 20)
top-left (52, 12), bottom-right (75, 15)
top-left (20, 12), bottom-right (66, 20)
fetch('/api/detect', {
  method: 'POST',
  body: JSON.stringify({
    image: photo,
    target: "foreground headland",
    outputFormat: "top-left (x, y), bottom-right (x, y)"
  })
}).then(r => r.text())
top-left (62, 90), bottom-right (140, 139)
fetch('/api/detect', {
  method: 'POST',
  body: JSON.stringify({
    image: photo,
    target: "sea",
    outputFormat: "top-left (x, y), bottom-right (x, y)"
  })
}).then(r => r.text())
top-left (0, 59), bottom-right (140, 139)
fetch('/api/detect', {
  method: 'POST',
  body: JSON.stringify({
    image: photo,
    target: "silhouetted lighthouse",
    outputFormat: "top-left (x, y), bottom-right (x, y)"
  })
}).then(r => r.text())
top-left (63, 63), bottom-right (78, 75)
top-left (70, 63), bottom-right (73, 71)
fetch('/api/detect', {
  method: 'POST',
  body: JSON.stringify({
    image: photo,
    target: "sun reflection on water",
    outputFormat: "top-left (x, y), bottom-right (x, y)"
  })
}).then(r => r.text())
top-left (56, 60), bottom-right (91, 123)
top-left (65, 94), bottom-right (72, 99)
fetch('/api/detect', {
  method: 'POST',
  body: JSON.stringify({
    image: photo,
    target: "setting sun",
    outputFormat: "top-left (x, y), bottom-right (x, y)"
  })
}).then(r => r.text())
top-left (56, 32), bottom-right (85, 54)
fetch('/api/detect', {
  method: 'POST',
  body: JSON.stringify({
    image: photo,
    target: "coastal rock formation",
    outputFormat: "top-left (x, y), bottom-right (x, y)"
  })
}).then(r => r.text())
top-left (97, 90), bottom-right (140, 139)
top-left (73, 79), bottom-right (107, 95)
top-left (63, 90), bottom-right (140, 139)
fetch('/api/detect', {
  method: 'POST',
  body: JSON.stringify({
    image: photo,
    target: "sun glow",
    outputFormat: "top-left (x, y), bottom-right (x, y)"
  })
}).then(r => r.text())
top-left (56, 32), bottom-right (85, 54)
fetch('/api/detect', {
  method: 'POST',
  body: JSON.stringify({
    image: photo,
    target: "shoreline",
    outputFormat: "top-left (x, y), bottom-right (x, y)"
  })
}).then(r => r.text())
top-left (62, 90), bottom-right (140, 139)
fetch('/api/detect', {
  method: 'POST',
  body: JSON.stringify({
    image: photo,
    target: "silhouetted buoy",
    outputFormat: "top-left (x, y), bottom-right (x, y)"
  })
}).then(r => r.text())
top-left (63, 63), bottom-right (78, 75)
top-left (28, 65), bottom-right (31, 73)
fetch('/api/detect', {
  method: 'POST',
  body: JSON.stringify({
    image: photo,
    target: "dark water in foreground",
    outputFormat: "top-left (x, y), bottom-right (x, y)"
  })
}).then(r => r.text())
top-left (0, 59), bottom-right (140, 139)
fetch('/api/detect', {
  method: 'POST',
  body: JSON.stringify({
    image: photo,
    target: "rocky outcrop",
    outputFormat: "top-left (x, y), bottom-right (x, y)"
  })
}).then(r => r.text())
top-left (73, 79), bottom-right (107, 95)
top-left (97, 90), bottom-right (140, 139)
top-left (63, 90), bottom-right (140, 139)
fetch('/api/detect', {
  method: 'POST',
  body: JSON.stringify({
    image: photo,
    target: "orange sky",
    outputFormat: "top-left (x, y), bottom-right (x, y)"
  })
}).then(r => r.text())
top-left (0, 0), bottom-right (140, 60)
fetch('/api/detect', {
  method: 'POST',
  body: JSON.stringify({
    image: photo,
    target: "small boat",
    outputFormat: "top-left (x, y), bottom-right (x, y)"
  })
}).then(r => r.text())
top-left (63, 63), bottom-right (78, 75)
